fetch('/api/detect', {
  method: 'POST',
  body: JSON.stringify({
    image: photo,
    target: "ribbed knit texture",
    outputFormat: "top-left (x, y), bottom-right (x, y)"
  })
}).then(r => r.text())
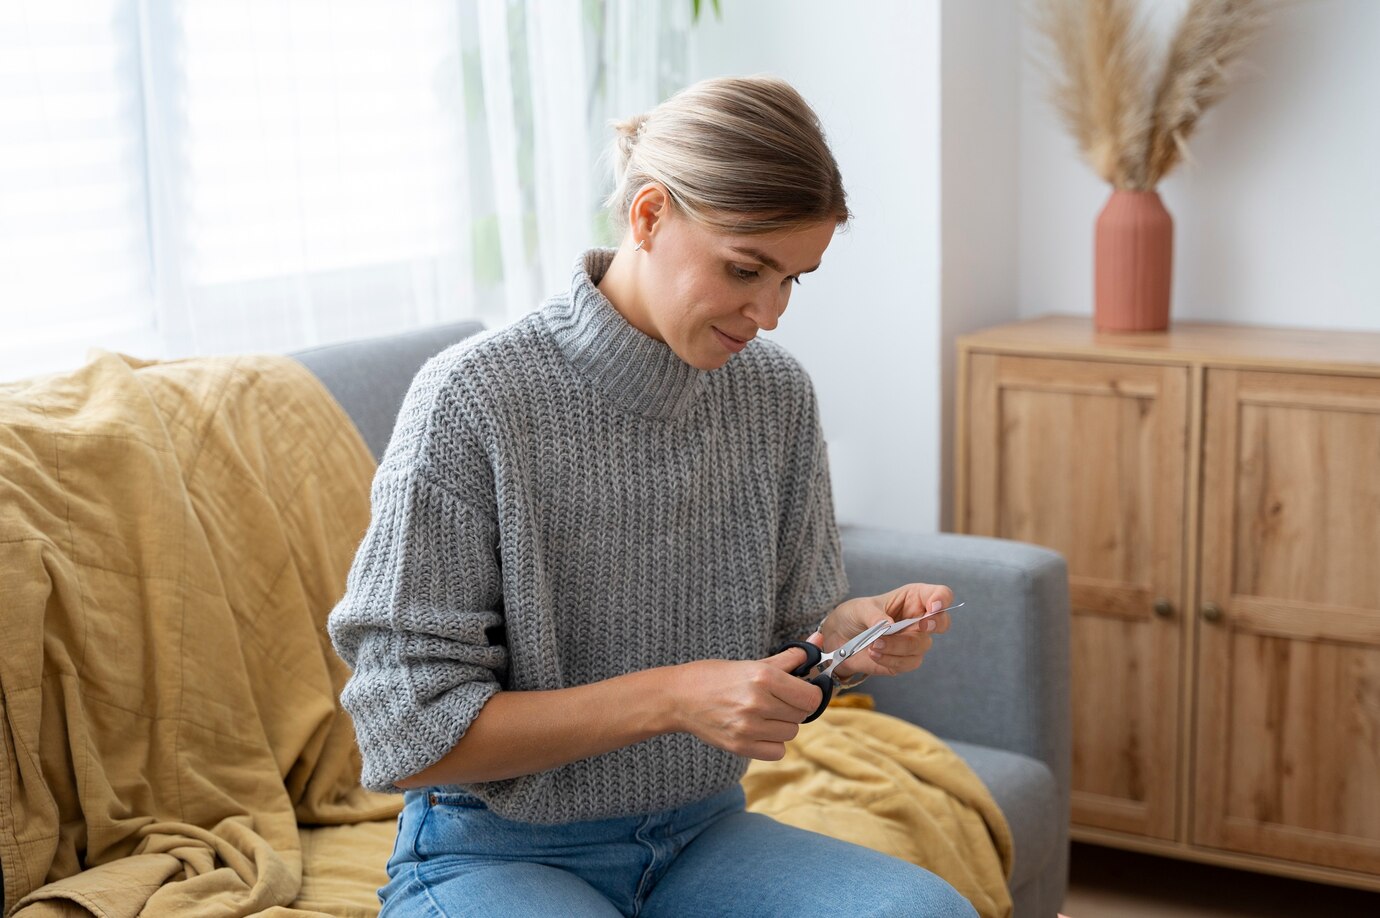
top-left (327, 247), bottom-right (849, 824)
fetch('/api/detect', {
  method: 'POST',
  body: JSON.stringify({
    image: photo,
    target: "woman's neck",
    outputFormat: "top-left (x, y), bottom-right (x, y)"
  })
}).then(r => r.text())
top-left (595, 245), bottom-right (664, 343)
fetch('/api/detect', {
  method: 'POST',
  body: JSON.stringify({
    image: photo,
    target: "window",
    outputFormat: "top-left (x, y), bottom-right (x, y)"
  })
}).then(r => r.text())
top-left (0, 0), bottom-right (688, 381)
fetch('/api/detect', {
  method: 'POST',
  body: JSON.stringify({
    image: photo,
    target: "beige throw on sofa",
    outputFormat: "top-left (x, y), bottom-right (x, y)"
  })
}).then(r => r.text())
top-left (0, 351), bottom-right (399, 916)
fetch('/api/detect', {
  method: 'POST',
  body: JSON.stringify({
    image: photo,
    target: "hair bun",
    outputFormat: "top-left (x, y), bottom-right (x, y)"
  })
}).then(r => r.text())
top-left (625, 113), bottom-right (651, 135)
top-left (614, 113), bottom-right (650, 157)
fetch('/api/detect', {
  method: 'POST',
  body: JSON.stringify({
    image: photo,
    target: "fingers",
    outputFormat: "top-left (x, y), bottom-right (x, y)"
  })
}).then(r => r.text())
top-left (868, 632), bottom-right (934, 656)
top-left (927, 588), bottom-right (954, 632)
top-left (751, 657), bottom-right (824, 718)
top-left (887, 616), bottom-right (945, 635)
top-left (722, 716), bottom-right (801, 761)
top-left (748, 740), bottom-right (793, 762)
top-left (690, 659), bottom-right (826, 759)
top-left (882, 611), bottom-right (948, 638)
top-left (756, 717), bottom-right (803, 745)
top-left (765, 643), bottom-right (813, 671)
top-left (917, 611), bottom-right (951, 635)
top-left (762, 642), bottom-right (829, 713)
top-left (867, 633), bottom-right (934, 672)
top-left (765, 671), bottom-right (825, 718)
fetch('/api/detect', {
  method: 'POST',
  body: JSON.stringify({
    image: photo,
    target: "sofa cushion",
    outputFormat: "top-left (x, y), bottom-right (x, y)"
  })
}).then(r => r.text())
top-left (946, 740), bottom-right (1058, 892)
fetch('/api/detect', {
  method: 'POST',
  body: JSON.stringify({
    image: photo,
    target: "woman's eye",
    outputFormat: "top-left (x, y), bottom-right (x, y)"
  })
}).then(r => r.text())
top-left (732, 264), bottom-right (801, 285)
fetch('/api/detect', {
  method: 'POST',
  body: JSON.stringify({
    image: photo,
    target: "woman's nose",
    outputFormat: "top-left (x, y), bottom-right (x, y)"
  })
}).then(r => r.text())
top-left (744, 288), bottom-right (787, 331)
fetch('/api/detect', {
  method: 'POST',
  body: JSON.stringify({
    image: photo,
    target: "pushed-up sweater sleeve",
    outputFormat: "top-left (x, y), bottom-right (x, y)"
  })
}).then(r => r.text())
top-left (327, 358), bottom-right (507, 793)
top-left (772, 376), bottom-right (850, 650)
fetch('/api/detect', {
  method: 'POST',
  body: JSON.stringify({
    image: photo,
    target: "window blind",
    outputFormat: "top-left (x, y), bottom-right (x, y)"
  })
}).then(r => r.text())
top-left (0, 0), bottom-right (156, 379)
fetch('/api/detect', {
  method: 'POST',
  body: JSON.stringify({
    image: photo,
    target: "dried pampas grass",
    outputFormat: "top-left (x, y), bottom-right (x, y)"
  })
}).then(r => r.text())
top-left (1032, 0), bottom-right (1273, 190)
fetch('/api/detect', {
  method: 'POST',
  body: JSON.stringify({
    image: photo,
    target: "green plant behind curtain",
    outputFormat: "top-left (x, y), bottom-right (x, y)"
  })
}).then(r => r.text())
top-left (463, 0), bottom-right (693, 320)
top-left (691, 0), bottom-right (722, 23)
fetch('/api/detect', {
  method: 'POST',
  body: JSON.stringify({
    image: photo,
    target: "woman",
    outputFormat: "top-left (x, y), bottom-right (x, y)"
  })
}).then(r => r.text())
top-left (327, 75), bottom-right (976, 917)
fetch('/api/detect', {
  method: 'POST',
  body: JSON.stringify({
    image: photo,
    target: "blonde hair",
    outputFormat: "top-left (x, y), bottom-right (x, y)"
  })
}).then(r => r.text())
top-left (603, 75), bottom-right (852, 237)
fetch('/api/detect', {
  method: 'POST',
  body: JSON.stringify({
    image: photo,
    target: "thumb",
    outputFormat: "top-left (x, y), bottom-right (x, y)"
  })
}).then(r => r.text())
top-left (766, 639), bottom-right (817, 671)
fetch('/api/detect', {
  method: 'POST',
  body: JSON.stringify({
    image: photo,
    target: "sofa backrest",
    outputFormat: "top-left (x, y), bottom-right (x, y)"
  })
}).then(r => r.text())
top-left (290, 320), bottom-right (486, 461)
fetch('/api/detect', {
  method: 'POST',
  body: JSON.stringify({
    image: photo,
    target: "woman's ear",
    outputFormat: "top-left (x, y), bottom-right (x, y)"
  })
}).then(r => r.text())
top-left (628, 183), bottom-right (669, 248)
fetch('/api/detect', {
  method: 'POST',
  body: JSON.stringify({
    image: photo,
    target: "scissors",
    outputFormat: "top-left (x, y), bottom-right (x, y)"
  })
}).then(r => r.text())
top-left (770, 601), bottom-right (965, 723)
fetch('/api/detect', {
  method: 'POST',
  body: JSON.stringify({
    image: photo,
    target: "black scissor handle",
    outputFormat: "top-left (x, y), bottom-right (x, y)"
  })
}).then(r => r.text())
top-left (772, 640), bottom-right (821, 676)
top-left (770, 641), bottom-right (833, 724)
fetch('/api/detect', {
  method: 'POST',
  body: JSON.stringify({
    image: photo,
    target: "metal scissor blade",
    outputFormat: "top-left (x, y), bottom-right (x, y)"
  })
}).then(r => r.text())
top-left (819, 621), bottom-right (891, 676)
top-left (838, 621), bottom-right (891, 658)
top-left (818, 601), bottom-right (968, 678)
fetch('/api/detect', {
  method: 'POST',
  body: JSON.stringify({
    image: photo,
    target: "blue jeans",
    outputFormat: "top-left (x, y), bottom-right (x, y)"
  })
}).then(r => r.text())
top-left (379, 783), bottom-right (979, 917)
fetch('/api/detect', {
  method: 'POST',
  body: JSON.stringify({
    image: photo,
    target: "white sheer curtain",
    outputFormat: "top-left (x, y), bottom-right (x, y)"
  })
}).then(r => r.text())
top-left (0, 0), bottom-right (690, 381)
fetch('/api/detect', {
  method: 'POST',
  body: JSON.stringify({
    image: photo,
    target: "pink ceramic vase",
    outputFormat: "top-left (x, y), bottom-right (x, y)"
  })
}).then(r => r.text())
top-left (1093, 188), bottom-right (1173, 332)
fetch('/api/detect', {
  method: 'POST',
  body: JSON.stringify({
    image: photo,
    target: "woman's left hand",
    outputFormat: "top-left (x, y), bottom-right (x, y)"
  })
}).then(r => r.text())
top-left (811, 582), bottom-right (955, 679)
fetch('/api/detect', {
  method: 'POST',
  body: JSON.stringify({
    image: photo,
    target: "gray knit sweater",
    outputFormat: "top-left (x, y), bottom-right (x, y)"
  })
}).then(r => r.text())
top-left (327, 247), bottom-right (849, 824)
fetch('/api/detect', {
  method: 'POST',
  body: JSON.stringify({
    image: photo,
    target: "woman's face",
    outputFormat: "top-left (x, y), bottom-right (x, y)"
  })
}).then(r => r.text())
top-left (632, 196), bottom-right (838, 371)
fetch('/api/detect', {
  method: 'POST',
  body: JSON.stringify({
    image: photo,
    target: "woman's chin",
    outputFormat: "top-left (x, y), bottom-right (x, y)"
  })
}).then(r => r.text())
top-left (674, 341), bottom-right (730, 371)
top-left (694, 350), bottom-right (734, 371)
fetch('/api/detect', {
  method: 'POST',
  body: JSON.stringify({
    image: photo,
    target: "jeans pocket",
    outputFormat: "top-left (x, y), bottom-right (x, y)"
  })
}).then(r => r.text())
top-left (415, 791), bottom-right (505, 861)
top-left (386, 793), bottom-right (429, 873)
top-left (386, 810), bottom-right (405, 865)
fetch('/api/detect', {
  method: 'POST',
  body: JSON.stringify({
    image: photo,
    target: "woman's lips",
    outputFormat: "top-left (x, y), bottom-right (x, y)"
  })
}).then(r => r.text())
top-left (713, 327), bottom-right (748, 353)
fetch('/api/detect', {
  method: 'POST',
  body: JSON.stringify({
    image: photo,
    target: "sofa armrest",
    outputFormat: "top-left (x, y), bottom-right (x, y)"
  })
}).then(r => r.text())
top-left (837, 526), bottom-right (1070, 800)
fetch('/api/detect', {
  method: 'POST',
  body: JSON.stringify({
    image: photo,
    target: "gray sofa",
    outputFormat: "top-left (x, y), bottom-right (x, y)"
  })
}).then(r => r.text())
top-left (292, 321), bottom-right (1072, 918)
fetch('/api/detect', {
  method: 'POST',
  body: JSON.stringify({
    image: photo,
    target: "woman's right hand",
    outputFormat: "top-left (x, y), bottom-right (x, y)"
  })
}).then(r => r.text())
top-left (666, 639), bottom-right (826, 761)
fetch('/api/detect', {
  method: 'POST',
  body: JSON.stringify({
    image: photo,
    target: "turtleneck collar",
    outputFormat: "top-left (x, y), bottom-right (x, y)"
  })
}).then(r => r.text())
top-left (540, 248), bottom-right (709, 421)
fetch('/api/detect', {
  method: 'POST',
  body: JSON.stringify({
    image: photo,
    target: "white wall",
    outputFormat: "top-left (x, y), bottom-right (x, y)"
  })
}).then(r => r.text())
top-left (689, 0), bottom-right (945, 533)
top-left (689, 0), bottom-right (1379, 536)
top-left (1019, 0), bottom-right (1380, 329)
top-left (938, 1), bottom-right (1022, 531)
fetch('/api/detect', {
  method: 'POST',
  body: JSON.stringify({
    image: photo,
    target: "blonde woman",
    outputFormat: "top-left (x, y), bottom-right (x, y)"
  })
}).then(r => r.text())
top-left (328, 75), bottom-right (976, 917)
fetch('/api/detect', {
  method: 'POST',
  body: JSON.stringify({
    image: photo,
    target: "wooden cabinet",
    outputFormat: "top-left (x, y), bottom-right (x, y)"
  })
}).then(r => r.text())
top-left (956, 316), bottom-right (1380, 891)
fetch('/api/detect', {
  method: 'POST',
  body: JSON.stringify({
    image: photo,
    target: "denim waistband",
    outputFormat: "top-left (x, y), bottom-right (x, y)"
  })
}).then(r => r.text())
top-left (406, 781), bottom-right (746, 829)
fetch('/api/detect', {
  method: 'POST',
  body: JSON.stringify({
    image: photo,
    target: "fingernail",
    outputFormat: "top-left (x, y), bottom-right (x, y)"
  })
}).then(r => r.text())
top-left (873, 639), bottom-right (886, 651)
top-left (923, 620), bottom-right (936, 633)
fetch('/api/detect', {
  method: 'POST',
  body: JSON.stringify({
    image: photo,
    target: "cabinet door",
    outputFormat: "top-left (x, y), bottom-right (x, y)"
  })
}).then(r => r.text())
top-left (963, 353), bottom-right (1189, 840)
top-left (1195, 369), bottom-right (1380, 874)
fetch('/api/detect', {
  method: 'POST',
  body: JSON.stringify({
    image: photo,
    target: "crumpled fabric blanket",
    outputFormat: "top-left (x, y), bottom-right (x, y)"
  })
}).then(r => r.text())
top-left (0, 350), bottom-right (399, 917)
top-left (0, 347), bottom-right (1015, 918)
top-left (744, 694), bottom-right (1015, 918)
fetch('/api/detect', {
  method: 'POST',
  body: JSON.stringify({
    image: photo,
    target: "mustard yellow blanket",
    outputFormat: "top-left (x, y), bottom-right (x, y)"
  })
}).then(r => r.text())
top-left (744, 694), bottom-right (1014, 918)
top-left (0, 349), bottom-right (1013, 918)
top-left (0, 351), bottom-right (399, 917)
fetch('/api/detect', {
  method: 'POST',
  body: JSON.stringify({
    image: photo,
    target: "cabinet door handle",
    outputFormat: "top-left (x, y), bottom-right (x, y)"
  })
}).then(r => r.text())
top-left (1201, 602), bottom-right (1224, 623)
top-left (1153, 598), bottom-right (1174, 618)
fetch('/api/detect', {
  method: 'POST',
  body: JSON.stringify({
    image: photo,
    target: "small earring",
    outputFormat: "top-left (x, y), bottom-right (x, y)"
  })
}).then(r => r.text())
top-left (633, 239), bottom-right (645, 251)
